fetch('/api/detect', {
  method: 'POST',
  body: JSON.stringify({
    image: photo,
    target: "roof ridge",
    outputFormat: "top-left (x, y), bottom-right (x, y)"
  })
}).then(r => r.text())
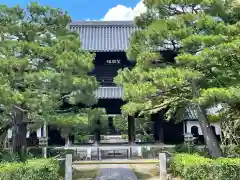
top-left (70, 20), bottom-right (136, 26)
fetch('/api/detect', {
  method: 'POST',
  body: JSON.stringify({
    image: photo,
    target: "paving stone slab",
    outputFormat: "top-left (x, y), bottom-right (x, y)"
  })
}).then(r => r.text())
top-left (95, 164), bottom-right (138, 180)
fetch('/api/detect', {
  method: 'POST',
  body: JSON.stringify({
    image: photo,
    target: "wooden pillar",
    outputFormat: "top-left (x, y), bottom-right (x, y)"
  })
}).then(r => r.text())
top-left (151, 112), bottom-right (164, 144)
top-left (108, 116), bottom-right (114, 134)
top-left (128, 116), bottom-right (135, 145)
top-left (94, 119), bottom-right (101, 145)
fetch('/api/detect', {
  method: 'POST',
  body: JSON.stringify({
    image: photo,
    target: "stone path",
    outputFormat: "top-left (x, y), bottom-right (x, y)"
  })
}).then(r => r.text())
top-left (95, 164), bottom-right (138, 180)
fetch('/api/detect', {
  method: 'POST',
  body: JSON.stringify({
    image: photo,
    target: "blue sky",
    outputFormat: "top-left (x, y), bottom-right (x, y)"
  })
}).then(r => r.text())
top-left (0, 0), bottom-right (143, 20)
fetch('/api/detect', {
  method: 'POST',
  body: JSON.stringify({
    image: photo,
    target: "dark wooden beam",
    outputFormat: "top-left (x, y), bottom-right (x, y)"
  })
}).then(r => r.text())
top-left (151, 112), bottom-right (164, 144)
top-left (94, 119), bottom-right (101, 145)
top-left (128, 116), bottom-right (136, 145)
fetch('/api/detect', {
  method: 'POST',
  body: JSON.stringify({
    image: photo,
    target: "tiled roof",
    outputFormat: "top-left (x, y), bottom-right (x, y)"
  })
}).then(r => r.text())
top-left (182, 104), bottom-right (224, 121)
top-left (95, 86), bottom-right (123, 99)
top-left (69, 21), bottom-right (139, 52)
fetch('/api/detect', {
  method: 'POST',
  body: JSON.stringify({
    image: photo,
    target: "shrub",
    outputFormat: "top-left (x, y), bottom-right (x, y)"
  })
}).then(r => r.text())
top-left (0, 158), bottom-right (59, 180)
top-left (75, 134), bottom-right (90, 143)
top-left (27, 147), bottom-right (43, 158)
top-left (223, 144), bottom-right (240, 157)
top-left (27, 147), bottom-right (75, 158)
top-left (170, 153), bottom-right (240, 180)
top-left (140, 147), bottom-right (164, 158)
top-left (174, 143), bottom-right (197, 153)
top-left (174, 143), bottom-right (209, 156)
top-left (0, 150), bottom-right (20, 163)
top-left (47, 148), bottom-right (75, 158)
top-left (150, 147), bottom-right (164, 157)
top-left (136, 134), bottom-right (154, 142)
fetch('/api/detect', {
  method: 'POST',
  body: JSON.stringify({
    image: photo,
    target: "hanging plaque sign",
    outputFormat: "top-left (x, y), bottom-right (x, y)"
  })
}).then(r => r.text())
top-left (106, 59), bottom-right (121, 64)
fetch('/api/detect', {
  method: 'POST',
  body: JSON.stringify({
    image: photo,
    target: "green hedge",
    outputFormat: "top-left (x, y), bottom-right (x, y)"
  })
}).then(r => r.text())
top-left (27, 147), bottom-right (75, 158)
top-left (170, 153), bottom-right (240, 180)
top-left (0, 158), bottom-right (59, 180)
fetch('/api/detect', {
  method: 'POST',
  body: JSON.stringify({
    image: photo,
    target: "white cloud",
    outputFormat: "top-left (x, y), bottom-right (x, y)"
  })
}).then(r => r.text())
top-left (102, 0), bottom-right (146, 21)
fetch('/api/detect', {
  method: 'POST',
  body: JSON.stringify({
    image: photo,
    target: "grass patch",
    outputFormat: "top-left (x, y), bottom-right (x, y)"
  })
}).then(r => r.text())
top-left (130, 164), bottom-right (159, 180)
top-left (72, 168), bottom-right (99, 180)
top-left (133, 170), bottom-right (152, 179)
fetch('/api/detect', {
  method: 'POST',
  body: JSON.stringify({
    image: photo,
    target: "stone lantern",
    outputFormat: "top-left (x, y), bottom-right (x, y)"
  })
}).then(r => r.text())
top-left (184, 133), bottom-right (194, 153)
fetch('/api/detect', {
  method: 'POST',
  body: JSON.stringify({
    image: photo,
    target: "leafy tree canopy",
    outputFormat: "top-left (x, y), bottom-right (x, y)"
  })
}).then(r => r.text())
top-left (115, 0), bottom-right (240, 120)
top-left (0, 2), bottom-right (99, 126)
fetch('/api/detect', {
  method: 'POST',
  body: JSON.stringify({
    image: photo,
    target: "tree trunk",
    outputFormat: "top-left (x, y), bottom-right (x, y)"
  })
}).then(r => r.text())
top-left (152, 112), bottom-right (164, 144)
top-left (0, 131), bottom-right (7, 148)
top-left (65, 136), bottom-right (71, 147)
top-left (12, 107), bottom-right (27, 161)
top-left (93, 131), bottom-right (100, 145)
top-left (94, 119), bottom-right (101, 145)
top-left (195, 104), bottom-right (223, 158)
top-left (191, 81), bottom-right (222, 157)
top-left (62, 127), bottom-right (71, 147)
top-left (128, 116), bottom-right (136, 145)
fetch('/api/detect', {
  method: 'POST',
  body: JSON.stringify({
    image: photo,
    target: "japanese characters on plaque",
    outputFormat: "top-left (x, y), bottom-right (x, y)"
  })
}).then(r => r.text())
top-left (105, 59), bottom-right (121, 64)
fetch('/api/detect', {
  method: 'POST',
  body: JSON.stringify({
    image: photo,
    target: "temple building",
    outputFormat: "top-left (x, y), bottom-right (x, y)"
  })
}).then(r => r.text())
top-left (6, 21), bottom-right (221, 146)
top-left (68, 21), bottom-right (183, 144)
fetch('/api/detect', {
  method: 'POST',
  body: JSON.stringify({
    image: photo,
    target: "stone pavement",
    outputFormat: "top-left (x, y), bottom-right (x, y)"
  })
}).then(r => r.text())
top-left (95, 164), bottom-right (138, 180)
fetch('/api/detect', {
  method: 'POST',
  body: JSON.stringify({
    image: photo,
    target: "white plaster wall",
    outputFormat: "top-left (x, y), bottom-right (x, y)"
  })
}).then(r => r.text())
top-left (211, 122), bottom-right (221, 135)
top-left (186, 121), bottom-right (220, 135)
top-left (7, 127), bottom-right (42, 138)
top-left (7, 129), bottom-right (12, 139)
top-left (37, 128), bottom-right (42, 137)
top-left (186, 121), bottom-right (203, 135)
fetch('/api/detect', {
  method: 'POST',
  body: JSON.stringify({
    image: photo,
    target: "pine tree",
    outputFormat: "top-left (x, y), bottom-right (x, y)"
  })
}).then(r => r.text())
top-left (0, 3), bottom-right (98, 159)
top-left (115, 0), bottom-right (240, 157)
top-left (48, 108), bottom-right (107, 146)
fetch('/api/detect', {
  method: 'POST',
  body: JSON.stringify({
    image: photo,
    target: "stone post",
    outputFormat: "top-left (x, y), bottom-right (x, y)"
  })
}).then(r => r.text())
top-left (137, 146), bottom-right (143, 158)
top-left (65, 154), bottom-right (72, 180)
top-left (127, 146), bottom-right (131, 159)
top-left (159, 153), bottom-right (167, 180)
top-left (98, 147), bottom-right (102, 160)
top-left (43, 121), bottom-right (47, 158)
top-left (87, 148), bottom-right (91, 160)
